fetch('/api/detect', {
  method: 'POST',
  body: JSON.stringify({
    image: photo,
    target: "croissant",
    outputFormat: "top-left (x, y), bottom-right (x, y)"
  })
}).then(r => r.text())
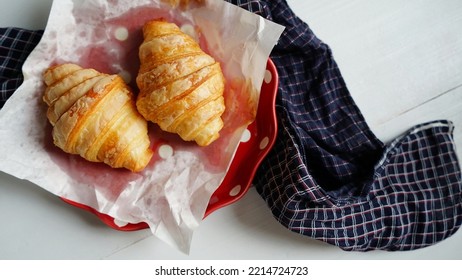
top-left (43, 63), bottom-right (153, 172)
top-left (136, 19), bottom-right (226, 146)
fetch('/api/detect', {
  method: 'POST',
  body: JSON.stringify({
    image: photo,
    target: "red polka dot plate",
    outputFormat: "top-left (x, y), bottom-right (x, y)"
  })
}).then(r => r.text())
top-left (61, 59), bottom-right (279, 231)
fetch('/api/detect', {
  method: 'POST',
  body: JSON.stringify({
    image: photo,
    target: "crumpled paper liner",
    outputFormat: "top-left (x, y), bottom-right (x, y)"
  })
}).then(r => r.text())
top-left (0, 0), bottom-right (284, 253)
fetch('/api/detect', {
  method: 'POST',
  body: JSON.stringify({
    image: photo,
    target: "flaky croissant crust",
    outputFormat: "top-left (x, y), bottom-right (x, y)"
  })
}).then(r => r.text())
top-left (43, 63), bottom-right (153, 172)
top-left (136, 19), bottom-right (226, 146)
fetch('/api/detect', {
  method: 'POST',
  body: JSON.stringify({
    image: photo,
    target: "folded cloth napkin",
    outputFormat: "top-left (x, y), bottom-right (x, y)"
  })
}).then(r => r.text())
top-left (230, 0), bottom-right (462, 251)
top-left (1, 0), bottom-right (461, 252)
top-left (0, 28), bottom-right (43, 108)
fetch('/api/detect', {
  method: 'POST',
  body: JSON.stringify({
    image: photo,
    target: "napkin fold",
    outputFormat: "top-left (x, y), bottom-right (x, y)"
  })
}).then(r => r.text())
top-left (1, 0), bottom-right (461, 252)
top-left (240, 0), bottom-right (462, 251)
top-left (0, 28), bottom-right (43, 108)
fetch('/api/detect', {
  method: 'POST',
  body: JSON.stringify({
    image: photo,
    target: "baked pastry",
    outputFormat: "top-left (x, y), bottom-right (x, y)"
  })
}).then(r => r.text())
top-left (161, 0), bottom-right (205, 9)
top-left (43, 63), bottom-right (153, 172)
top-left (136, 19), bottom-right (226, 146)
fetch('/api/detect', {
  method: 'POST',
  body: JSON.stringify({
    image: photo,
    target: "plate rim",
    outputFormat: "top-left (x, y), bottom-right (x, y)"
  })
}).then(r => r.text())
top-left (60, 58), bottom-right (279, 230)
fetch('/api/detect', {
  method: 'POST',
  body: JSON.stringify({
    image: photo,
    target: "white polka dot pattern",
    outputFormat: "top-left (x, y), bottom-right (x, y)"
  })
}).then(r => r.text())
top-left (114, 27), bottom-right (129, 41)
top-left (259, 137), bottom-right (270, 150)
top-left (241, 129), bottom-right (251, 143)
top-left (229, 185), bottom-right (241, 197)
top-left (264, 69), bottom-right (272, 84)
top-left (158, 144), bottom-right (174, 159)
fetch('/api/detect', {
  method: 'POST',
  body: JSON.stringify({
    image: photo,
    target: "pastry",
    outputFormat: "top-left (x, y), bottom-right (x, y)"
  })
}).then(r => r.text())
top-left (43, 63), bottom-right (153, 172)
top-left (136, 19), bottom-right (226, 146)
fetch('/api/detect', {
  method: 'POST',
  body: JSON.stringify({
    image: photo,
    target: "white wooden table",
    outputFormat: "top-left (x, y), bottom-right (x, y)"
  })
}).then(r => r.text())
top-left (1, 0), bottom-right (461, 259)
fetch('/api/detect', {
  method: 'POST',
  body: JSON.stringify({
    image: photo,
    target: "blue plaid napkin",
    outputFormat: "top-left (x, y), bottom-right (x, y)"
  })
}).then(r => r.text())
top-left (231, 0), bottom-right (461, 251)
top-left (1, 0), bottom-right (461, 251)
top-left (0, 28), bottom-right (43, 108)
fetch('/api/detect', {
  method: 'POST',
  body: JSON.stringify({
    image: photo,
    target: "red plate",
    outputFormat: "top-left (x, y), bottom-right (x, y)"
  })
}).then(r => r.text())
top-left (61, 59), bottom-right (279, 231)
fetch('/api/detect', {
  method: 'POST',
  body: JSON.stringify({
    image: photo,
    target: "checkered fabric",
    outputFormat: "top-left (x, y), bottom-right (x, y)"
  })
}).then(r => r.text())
top-left (229, 0), bottom-right (462, 251)
top-left (0, 28), bottom-right (43, 108)
top-left (1, 0), bottom-right (461, 252)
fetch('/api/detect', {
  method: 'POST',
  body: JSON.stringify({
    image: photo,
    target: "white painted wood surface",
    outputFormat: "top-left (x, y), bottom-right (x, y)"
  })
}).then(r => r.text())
top-left (291, 0), bottom-right (462, 150)
top-left (1, 0), bottom-right (461, 259)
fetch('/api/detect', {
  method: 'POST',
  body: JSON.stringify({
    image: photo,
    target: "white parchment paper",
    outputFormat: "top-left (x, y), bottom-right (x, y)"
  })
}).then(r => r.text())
top-left (0, 0), bottom-right (284, 253)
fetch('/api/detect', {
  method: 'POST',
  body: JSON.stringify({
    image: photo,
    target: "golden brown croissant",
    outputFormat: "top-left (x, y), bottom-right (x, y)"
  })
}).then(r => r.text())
top-left (43, 63), bottom-right (153, 172)
top-left (136, 19), bottom-right (226, 146)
